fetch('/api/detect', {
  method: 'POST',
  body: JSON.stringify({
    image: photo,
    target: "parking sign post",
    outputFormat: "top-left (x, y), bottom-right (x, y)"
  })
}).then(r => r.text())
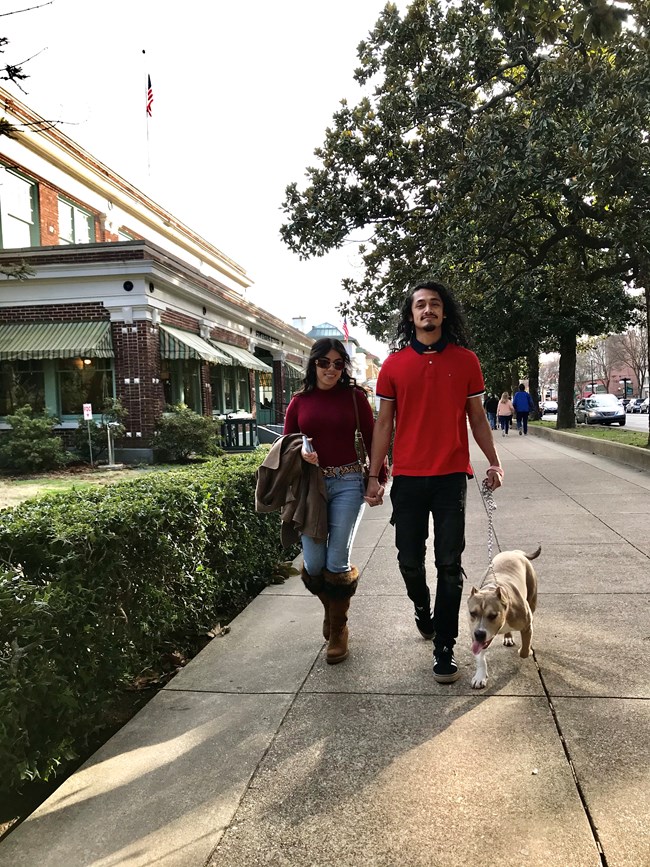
top-left (82, 403), bottom-right (93, 468)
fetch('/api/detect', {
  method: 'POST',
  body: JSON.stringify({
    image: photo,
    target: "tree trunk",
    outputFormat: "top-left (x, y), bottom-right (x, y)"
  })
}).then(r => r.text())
top-left (645, 281), bottom-right (650, 448)
top-left (557, 330), bottom-right (577, 429)
top-left (510, 362), bottom-right (519, 397)
top-left (527, 349), bottom-right (541, 419)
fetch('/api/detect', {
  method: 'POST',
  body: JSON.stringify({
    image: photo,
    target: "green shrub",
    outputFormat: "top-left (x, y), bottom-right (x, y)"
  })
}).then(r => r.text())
top-left (152, 404), bottom-right (222, 462)
top-left (0, 451), bottom-right (294, 794)
top-left (0, 405), bottom-right (69, 473)
top-left (72, 398), bottom-right (128, 463)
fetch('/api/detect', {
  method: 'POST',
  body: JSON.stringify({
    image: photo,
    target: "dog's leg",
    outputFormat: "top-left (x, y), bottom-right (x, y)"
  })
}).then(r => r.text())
top-left (471, 649), bottom-right (488, 689)
top-left (519, 624), bottom-right (533, 658)
top-left (502, 631), bottom-right (515, 647)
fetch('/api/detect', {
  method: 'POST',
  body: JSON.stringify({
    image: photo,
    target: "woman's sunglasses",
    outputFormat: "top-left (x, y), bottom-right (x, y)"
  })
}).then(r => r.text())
top-left (315, 358), bottom-right (346, 370)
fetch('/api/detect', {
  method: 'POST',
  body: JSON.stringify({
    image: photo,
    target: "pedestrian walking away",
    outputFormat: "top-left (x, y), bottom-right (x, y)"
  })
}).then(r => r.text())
top-left (364, 281), bottom-right (503, 684)
top-left (283, 337), bottom-right (386, 664)
top-left (513, 383), bottom-right (535, 435)
top-left (497, 391), bottom-right (515, 436)
top-left (484, 393), bottom-right (499, 430)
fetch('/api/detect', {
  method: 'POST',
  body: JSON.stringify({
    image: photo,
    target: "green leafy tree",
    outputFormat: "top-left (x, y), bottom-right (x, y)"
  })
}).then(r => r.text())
top-left (152, 405), bottom-right (222, 463)
top-left (281, 0), bottom-right (649, 436)
top-left (0, 405), bottom-right (69, 473)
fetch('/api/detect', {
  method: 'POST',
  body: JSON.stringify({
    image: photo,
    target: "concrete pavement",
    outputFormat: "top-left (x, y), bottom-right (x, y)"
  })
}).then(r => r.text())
top-left (1, 433), bottom-right (649, 866)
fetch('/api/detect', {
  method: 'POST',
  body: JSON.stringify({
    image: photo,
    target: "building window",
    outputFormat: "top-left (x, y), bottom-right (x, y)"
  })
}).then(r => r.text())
top-left (161, 360), bottom-right (202, 414)
top-left (117, 230), bottom-right (135, 241)
top-left (0, 360), bottom-right (46, 416)
top-left (257, 371), bottom-right (273, 410)
top-left (57, 358), bottom-right (114, 417)
top-left (210, 365), bottom-right (251, 415)
top-left (0, 168), bottom-right (40, 249)
top-left (58, 198), bottom-right (94, 244)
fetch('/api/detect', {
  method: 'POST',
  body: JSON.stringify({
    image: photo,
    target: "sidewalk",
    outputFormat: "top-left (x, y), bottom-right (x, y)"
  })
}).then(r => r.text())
top-left (1, 434), bottom-right (649, 867)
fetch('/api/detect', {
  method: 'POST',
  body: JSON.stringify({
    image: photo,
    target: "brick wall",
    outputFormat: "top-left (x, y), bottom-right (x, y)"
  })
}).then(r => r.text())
top-left (0, 303), bottom-right (108, 323)
top-left (38, 185), bottom-right (60, 246)
top-left (200, 362), bottom-right (212, 416)
top-left (112, 321), bottom-right (165, 443)
top-left (272, 359), bottom-right (285, 424)
top-left (209, 326), bottom-right (249, 349)
top-left (161, 310), bottom-right (201, 332)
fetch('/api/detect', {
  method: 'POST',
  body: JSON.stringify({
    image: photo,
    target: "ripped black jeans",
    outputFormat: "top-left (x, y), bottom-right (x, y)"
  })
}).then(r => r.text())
top-left (390, 473), bottom-right (467, 650)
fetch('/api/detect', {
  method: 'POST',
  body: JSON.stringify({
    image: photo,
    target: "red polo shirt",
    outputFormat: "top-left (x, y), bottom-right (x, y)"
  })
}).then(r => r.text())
top-left (376, 343), bottom-right (484, 477)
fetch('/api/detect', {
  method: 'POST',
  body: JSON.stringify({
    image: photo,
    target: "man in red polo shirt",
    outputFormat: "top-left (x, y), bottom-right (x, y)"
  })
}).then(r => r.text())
top-left (366, 281), bottom-right (503, 683)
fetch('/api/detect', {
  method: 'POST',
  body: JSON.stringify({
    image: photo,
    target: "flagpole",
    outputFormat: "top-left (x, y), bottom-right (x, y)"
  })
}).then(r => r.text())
top-left (143, 50), bottom-right (151, 177)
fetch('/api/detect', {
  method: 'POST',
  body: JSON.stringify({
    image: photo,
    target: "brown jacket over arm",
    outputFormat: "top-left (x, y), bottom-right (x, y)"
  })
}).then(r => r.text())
top-left (255, 433), bottom-right (328, 548)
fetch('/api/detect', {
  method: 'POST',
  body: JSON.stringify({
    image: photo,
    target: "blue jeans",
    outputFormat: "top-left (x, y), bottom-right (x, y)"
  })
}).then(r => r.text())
top-left (301, 466), bottom-right (366, 575)
top-left (487, 411), bottom-right (497, 430)
top-left (516, 411), bottom-right (529, 433)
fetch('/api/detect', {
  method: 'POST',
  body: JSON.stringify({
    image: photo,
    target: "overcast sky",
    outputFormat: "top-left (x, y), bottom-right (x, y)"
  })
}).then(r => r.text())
top-left (5, 0), bottom-right (410, 360)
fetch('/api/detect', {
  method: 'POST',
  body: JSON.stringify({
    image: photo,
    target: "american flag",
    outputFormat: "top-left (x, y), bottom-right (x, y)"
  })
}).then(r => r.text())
top-left (146, 75), bottom-right (154, 117)
top-left (343, 319), bottom-right (350, 341)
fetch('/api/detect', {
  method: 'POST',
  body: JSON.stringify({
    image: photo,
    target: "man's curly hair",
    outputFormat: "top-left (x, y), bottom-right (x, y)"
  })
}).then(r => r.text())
top-left (391, 281), bottom-right (469, 351)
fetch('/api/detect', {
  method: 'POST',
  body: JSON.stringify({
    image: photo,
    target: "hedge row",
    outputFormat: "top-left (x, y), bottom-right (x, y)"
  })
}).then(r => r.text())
top-left (0, 452), bottom-right (292, 794)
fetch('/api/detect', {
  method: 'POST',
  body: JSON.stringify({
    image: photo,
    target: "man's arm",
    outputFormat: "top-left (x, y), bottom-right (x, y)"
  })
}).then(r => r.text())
top-left (365, 399), bottom-right (395, 504)
top-left (466, 396), bottom-right (503, 490)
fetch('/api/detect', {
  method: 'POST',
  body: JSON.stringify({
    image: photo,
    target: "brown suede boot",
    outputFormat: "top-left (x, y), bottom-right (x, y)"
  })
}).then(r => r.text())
top-left (323, 566), bottom-right (359, 665)
top-left (300, 567), bottom-right (329, 639)
top-left (326, 597), bottom-right (350, 664)
top-left (317, 593), bottom-right (330, 640)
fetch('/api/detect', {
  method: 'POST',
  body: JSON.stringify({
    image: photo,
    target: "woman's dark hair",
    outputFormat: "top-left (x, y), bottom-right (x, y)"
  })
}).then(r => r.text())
top-left (391, 280), bottom-right (469, 350)
top-left (298, 337), bottom-right (354, 394)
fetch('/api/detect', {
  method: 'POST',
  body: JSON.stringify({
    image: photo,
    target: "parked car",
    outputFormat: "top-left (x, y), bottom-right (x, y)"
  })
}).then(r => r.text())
top-left (575, 394), bottom-right (626, 426)
top-left (640, 398), bottom-right (650, 413)
top-left (626, 398), bottom-right (644, 413)
top-left (541, 400), bottom-right (558, 415)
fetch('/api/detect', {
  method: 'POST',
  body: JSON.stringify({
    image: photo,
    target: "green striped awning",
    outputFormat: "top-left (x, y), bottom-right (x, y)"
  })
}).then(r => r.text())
top-left (0, 321), bottom-right (114, 360)
top-left (211, 341), bottom-right (273, 373)
top-left (159, 325), bottom-right (232, 365)
top-left (285, 361), bottom-right (305, 377)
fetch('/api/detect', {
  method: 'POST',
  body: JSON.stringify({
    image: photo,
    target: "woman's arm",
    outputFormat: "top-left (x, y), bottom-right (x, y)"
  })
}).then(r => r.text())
top-left (357, 389), bottom-right (375, 457)
top-left (283, 397), bottom-right (299, 434)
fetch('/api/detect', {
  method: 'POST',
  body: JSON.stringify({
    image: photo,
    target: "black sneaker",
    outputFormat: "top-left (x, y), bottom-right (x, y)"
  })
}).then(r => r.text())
top-left (433, 646), bottom-right (460, 683)
top-left (414, 605), bottom-right (435, 640)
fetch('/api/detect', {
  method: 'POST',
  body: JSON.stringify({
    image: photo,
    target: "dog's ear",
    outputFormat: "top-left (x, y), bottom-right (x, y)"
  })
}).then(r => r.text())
top-left (495, 585), bottom-right (511, 606)
top-left (469, 586), bottom-right (478, 597)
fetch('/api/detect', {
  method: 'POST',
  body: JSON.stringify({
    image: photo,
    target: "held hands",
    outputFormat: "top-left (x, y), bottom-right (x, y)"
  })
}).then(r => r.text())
top-left (485, 465), bottom-right (504, 491)
top-left (364, 477), bottom-right (385, 507)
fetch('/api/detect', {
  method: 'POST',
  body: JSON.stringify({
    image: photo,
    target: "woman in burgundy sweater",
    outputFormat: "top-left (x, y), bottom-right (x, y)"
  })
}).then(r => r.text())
top-left (284, 337), bottom-right (379, 664)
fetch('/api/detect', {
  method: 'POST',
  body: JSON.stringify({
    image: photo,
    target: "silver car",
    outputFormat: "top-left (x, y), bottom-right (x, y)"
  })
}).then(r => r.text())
top-left (575, 394), bottom-right (626, 426)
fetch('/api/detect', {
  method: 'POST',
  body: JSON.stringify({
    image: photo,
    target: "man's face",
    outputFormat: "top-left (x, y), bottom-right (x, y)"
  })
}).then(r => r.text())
top-left (410, 288), bottom-right (444, 334)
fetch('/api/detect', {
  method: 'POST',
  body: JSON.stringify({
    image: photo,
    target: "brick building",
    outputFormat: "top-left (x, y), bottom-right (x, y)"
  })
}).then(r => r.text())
top-left (0, 88), bottom-right (311, 459)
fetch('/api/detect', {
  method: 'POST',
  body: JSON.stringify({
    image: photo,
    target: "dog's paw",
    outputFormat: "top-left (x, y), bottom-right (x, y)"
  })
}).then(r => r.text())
top-left (503, 636), bottom-right (515, 647)
top-left (471, 675), bottom-right (488, 689)
top-left (518, 647), bottom-right (530, 659)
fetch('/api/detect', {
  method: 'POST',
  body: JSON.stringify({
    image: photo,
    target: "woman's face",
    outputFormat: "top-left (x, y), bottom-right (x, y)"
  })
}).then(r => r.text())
top-left (314, 350), bottom-right (345, 390)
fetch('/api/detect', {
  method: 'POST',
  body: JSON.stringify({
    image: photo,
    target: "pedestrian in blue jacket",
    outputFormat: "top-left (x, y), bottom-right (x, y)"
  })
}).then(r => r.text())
top-left (513, 383), bottom-right (535, 435)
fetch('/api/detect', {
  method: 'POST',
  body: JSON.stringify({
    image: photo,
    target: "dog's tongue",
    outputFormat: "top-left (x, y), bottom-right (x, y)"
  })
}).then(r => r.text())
top-left (471, 640), bottom-right (483, 656)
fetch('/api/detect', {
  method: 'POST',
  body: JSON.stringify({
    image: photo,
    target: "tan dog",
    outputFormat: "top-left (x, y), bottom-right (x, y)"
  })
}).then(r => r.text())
top-left (467, 546), bottom-right (540, 689)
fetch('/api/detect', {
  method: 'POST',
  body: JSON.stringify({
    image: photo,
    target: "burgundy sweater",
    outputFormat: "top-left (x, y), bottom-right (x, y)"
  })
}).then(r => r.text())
top-left (284, 385), bottom-right (375, 470)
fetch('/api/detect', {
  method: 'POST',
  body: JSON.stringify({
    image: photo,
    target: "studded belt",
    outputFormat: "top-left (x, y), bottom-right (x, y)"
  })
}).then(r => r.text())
top-left (320, 463), bottom-right (361, 478)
